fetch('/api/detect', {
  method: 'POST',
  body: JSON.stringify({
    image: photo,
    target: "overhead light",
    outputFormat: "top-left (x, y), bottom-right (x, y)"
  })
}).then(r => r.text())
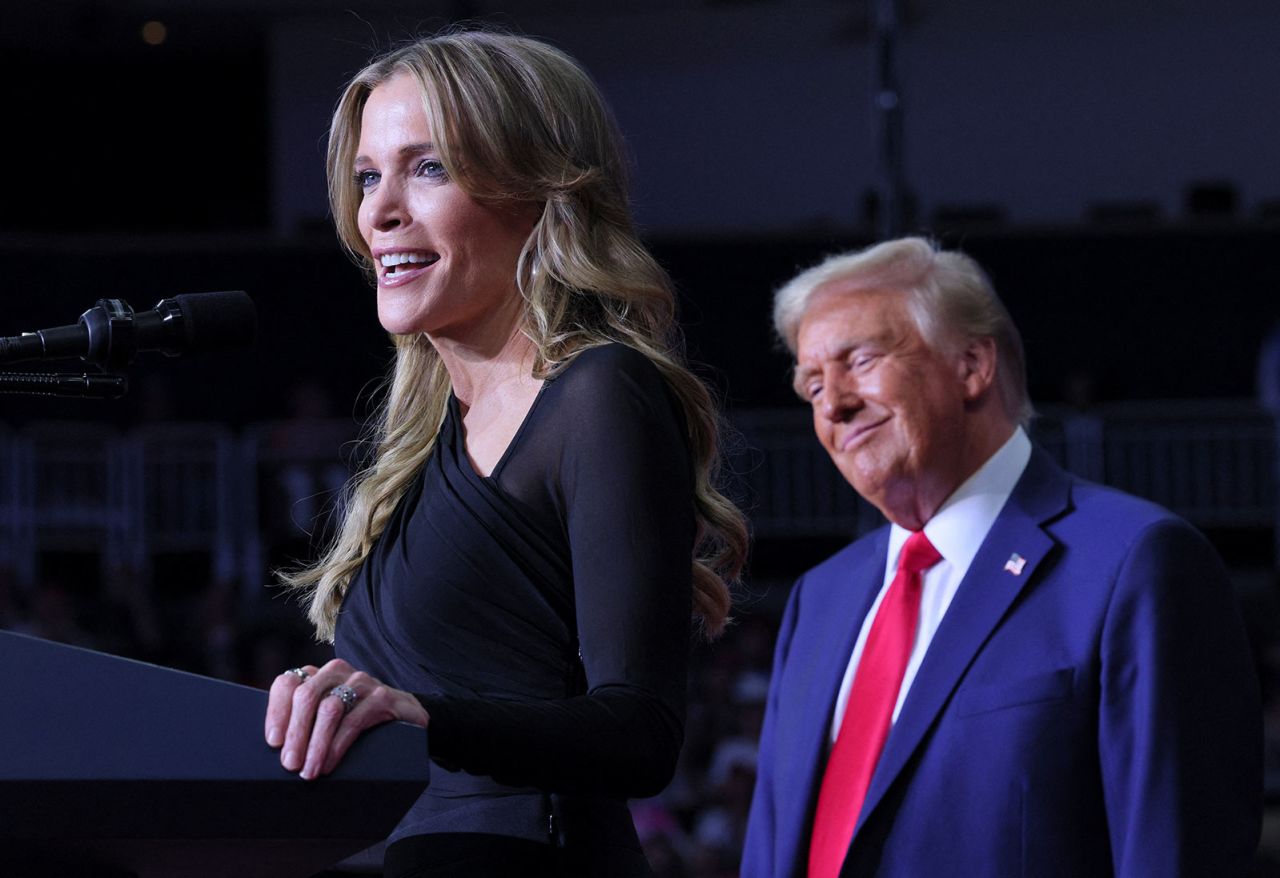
top-left (141, 20), bottom-right (168, 46)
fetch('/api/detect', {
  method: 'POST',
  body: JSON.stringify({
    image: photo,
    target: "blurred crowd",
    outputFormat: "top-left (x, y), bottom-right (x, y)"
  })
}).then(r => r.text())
top-left (5, 345), bottom-right (1280, 875)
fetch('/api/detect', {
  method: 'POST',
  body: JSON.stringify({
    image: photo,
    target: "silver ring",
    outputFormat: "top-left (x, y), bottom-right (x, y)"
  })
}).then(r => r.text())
top-left (286, 667), bottom-right (309, 681)
top-left (328, 684), bottom-right (359, 714)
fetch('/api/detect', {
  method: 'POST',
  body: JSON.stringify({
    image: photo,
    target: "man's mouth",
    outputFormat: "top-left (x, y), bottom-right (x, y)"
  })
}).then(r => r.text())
top-left (839, 418), bottom-right (888, 452)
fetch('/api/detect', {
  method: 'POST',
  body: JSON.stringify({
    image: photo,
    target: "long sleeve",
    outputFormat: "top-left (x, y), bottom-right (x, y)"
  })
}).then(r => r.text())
top-left (1098, 517), bottom-right (1262, 874)
top-left (741, 572), bottom-right (805, 878)
top-left (417, 344), bottom-right (695, 797)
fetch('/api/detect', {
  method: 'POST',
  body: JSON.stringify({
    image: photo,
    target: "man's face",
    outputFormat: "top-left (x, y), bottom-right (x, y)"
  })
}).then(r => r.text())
top-left (794, 285), bottom-right (975, 525)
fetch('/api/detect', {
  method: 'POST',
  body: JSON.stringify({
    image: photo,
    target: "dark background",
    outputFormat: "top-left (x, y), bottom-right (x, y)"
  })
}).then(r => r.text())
top-left (2, 3), bottom-right (1279, 875)
top-left (2, 0), bottom-right (1278, 424)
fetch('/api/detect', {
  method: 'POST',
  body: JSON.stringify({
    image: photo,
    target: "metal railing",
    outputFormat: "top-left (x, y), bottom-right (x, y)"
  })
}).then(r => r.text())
top-left (0, 400), bottom-right (1275, 598)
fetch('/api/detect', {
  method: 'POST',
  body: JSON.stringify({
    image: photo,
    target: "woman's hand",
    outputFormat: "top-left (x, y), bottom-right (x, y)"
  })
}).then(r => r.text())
top-left (264, 658), bottom-right (430, 780)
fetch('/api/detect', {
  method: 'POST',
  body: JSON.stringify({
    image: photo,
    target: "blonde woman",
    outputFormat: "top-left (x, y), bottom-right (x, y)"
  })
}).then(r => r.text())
top-left (262, 30), bottom-right (747, 877)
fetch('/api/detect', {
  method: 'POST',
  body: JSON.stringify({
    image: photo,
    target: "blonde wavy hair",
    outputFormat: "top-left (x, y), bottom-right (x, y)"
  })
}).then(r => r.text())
top-left (283, 29), bottom-right (747, 643)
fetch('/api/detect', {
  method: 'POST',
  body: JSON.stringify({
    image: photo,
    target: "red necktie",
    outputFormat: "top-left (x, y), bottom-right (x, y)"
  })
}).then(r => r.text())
top-left (807, 530), bottom-right (942, 878)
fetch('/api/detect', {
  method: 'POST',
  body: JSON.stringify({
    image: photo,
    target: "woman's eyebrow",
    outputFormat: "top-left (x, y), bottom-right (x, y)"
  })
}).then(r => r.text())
top-left (354, 142), bottom-right (436, 165)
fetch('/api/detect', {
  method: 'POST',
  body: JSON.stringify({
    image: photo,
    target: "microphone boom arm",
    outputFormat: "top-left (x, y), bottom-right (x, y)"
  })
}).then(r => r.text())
top-left (0, 371), bottom-right (129, 399)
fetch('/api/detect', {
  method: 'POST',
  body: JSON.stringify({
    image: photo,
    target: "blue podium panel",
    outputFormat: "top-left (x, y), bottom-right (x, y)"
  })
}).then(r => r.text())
top-left (0, 630), bottom-right (429, 877)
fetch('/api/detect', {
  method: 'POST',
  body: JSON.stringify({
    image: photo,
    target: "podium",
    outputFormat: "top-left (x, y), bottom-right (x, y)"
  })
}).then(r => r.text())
top-left (0, 630), bottom-right (430, 877)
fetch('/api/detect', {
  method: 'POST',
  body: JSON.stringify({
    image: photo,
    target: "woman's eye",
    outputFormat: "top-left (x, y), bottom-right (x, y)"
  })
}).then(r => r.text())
top-left (354, 169), bottom-right (380, 189)
top-left (415, 159), bottom-right (447, 179)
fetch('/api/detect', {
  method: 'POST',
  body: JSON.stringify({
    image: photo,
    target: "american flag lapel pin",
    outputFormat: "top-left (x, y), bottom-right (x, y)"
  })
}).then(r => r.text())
top-left (1003, 553), bottom-right (1026, 575)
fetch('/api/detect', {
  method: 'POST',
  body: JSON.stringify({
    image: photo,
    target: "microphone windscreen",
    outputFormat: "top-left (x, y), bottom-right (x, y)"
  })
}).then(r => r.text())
top-left (171, 291), bottom-right (257, 353)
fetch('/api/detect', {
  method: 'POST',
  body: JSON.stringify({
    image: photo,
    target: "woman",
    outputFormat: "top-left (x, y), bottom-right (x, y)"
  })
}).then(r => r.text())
top-left (263, 29), bottom-right (747, 877)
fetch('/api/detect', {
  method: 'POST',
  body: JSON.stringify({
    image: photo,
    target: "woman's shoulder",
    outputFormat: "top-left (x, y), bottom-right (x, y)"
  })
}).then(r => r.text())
top-left (540, 343), bottom-right (685, 436)
top-left (550, 342), bottom-right (668, 397)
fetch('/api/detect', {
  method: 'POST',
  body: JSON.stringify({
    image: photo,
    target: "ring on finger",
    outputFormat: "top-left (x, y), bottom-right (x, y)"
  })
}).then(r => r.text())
top-left (328, 684), bottom-right (359, 714)
top-left (286, 667), bottom-right (309, 681)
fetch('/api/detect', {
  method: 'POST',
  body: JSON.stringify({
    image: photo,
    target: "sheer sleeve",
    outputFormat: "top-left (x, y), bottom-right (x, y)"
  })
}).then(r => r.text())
top-left (417, 344), bottom-right (695, 797)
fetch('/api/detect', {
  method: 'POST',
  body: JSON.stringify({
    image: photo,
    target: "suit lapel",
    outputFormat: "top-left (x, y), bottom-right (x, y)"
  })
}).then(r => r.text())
top-left (785, 528), bottom-right (889, 871)
top-left (801, 528), bottom-right (890, 766)
top-left (852, 450), bottom-right (1072, 837)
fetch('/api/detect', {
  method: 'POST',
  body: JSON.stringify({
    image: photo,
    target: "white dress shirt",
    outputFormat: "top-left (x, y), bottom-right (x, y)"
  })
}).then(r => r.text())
top-left (827, 427), bottom-right (1033, 743)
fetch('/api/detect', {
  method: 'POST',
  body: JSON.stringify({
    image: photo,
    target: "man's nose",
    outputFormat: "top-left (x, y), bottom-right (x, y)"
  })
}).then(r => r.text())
top-left (819, 375), bottom-right (861, 422)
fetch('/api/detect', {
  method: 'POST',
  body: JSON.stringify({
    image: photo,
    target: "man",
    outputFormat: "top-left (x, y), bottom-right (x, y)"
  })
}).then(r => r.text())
top-left (742, 238), bottom-right (1261, 876)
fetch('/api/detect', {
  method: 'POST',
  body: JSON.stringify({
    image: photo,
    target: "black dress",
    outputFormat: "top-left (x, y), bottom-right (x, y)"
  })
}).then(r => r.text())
top-left (334, 344), bottom-right (695, 875)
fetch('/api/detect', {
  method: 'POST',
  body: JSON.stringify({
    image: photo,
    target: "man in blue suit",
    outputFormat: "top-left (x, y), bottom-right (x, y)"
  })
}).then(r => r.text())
top-left (742, 238), bottom-right (1261, 876)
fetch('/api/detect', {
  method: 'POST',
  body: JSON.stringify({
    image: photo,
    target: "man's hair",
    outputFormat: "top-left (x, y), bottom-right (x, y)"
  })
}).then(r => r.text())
top-left (773, 237), bottom-right (1032, 426)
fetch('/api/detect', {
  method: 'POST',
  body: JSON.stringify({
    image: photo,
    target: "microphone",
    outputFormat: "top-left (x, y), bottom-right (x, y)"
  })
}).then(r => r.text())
top-left (0, 291), bottom-right (257, 370)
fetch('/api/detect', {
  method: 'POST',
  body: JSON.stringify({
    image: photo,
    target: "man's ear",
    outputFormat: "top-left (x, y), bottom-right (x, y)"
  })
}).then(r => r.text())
top-left (958, 336), bottom-right (998, 402)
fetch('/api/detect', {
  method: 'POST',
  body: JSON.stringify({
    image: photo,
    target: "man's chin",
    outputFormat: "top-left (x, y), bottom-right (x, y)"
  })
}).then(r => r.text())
top-left (838, 461), bottom-right (889, 506)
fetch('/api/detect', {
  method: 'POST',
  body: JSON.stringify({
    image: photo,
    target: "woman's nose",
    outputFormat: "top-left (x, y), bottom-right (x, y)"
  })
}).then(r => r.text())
top-left (366, 179), bottom-right (407, 232)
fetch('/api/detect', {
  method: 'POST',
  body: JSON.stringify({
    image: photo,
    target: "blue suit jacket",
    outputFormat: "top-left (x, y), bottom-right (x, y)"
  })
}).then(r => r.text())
top-left (742, 449), bottom-right (1262, 876)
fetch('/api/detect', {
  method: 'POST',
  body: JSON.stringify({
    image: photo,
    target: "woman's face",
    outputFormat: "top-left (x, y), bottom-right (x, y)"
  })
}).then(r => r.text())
top-left (354, 74), bottom-right (537, 340)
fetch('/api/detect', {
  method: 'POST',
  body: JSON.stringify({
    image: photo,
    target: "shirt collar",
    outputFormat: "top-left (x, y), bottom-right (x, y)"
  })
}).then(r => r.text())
top-left (887, 427), bottom-right (1032, 571)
